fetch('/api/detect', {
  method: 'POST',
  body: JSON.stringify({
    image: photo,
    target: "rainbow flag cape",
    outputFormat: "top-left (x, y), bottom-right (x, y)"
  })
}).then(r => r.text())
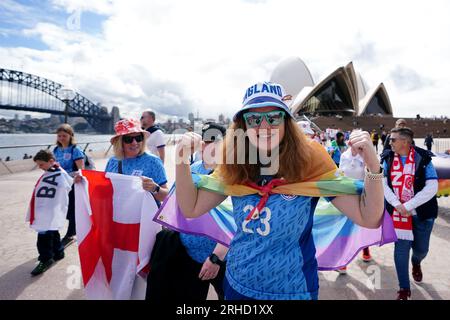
top-left (154, 183), bottom-right (236, 247)
top-left (155, 142), bottom-right (397, 270)
top-left (312, 199), bottom-right (396, 269)
top-left (154, 171), bottom-right (397, 270)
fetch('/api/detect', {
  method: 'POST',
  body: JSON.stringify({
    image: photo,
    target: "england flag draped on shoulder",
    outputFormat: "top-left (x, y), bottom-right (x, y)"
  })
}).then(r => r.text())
top-left (75, 170), bottom-right (161, 300)
top-left (26, 167), bottom-right (73, 232)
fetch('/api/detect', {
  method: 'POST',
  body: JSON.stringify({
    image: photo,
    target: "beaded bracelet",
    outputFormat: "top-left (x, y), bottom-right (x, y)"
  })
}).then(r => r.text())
top-left (365, 167), bottom-right (384, 180)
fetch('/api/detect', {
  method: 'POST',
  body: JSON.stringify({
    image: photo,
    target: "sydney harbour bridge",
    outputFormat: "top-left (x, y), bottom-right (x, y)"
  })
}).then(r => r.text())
top-left (0, 68), bottom-right (120, 133)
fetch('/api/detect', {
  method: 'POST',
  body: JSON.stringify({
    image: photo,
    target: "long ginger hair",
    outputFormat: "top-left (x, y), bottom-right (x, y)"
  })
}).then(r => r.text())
top-left (215, 115), bottom-right (313, 184)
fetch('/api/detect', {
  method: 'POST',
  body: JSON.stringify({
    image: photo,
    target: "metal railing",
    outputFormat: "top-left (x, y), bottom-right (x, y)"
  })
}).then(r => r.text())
top-left (434, 139), bottom-right (450, 153)
top-left (0, 141), bottom-right (111, 151)
top-left (0, 141), bottom-right (112, 174)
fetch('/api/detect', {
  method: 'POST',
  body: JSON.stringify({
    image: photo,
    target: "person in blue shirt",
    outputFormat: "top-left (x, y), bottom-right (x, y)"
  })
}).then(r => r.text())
top-left (105, 118), bottom-right (169, 204)
top-left (380, 127), bottom-right (438, 300)
top-left (175, 82), bottom-right (385, 300)
top-left (328, 131), bottom-right (347, 167)
top-left (145, 122), bottom-right (228, 301)
top-left (53, 124), bottom-right (84, 247)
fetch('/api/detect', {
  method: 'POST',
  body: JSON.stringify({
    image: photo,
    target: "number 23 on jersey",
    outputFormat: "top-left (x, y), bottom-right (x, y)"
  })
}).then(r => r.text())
top-left (242, 205), bottom-right (272, 236)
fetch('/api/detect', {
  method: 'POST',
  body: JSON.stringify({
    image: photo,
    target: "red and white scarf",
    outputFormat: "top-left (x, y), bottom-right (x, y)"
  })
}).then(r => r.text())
top-left (390, 147), bottom-right (415, 241)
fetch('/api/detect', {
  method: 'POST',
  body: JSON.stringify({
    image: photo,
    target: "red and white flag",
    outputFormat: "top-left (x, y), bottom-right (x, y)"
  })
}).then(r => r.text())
top-left (26, 168), bottom-right (73, 232)
top-left (75, 170), bottom-right (161, 300)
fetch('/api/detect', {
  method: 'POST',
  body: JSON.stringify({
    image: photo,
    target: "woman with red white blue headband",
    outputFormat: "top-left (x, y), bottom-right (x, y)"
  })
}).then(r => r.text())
top-left (175, 82), bottom-right (385, 300)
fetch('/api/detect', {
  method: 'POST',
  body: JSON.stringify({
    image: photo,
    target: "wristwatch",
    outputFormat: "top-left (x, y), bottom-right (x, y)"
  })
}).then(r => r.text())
top-left (151, 185), bottom-right (160, 194)
top-left (209, 253), bottom-right (224, 267)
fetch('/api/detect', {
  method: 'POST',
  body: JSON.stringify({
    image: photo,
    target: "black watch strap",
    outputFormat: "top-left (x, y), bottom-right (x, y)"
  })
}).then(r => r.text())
top-left (209, 253), bottom-right (224, 267)
top-left (151, 185), bottom-right (160, 194)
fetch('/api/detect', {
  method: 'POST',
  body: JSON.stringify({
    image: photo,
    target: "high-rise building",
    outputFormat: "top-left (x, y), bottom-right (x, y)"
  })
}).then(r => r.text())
top-left (188, 112), bottom-right (194, 125)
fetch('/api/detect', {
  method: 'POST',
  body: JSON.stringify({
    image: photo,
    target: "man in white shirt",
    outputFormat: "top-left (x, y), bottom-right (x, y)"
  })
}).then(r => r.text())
top-left (141, 110), bottom-right (166, 163)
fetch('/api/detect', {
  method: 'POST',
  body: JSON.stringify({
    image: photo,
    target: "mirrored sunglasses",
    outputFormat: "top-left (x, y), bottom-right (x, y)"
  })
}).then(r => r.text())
top-left (243, 110), bottom-right (286, 128)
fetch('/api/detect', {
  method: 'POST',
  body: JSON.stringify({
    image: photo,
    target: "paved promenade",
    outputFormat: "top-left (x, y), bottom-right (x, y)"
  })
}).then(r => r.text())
top-left (1, 146), bottom-right (449, 300)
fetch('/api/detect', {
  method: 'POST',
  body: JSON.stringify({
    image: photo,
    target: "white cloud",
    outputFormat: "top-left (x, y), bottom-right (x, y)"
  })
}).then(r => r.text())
top-left (1, 0), bottom-right (450, 120)
top-left (50, 0), bottom-right (115, 15)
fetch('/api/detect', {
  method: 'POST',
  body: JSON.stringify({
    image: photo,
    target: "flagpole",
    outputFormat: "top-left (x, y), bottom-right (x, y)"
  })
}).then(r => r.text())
top-left (301, 115), bottom-right (323, 134)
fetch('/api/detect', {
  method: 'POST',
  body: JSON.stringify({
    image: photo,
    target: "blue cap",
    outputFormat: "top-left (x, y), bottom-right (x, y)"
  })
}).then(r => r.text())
top-left (233, 82), bottom-right (294, 121)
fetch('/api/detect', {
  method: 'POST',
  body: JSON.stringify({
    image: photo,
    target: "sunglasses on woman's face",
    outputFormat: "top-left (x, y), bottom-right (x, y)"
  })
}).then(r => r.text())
top-left (243, 110), bottom-right (286, 128)
top-left (123, 134), bottom-right (144, 144)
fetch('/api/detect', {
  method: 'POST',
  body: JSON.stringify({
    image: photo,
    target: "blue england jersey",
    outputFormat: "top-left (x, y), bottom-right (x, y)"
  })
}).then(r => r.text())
top-left (105, 152), bottom-right (167, 186)
top-left (54, 145), bottom-right (84, 173)
top-left (225, 186), bottom-right (320, 300)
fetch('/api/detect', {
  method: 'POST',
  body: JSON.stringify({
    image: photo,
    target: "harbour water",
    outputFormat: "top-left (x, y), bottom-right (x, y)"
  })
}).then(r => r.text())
top-left (2, 133), bottom-right (449, 161)
top-left (0, 133), bottom-right (113, 160)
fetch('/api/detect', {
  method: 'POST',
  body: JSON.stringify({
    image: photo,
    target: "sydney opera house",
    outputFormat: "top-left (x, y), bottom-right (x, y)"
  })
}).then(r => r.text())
top-left (270, 57), bottom-right (393, 117)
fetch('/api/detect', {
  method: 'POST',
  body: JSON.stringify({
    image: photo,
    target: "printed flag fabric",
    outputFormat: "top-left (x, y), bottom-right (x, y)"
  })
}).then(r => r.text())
top-left (438, 179), bottom-right (450, 197)
top-left (155, 185), bottom-right (237, 247)
top-left (26, 168), bottom-right (73, 232)
top-left (312, 200), bottom-right (396, 270)
top-left (154, 172), bottom-right (397, 270)
top-left (75, 170), bottom-right (161, 300)
top-left (433, 153), bottom-right (450, 197)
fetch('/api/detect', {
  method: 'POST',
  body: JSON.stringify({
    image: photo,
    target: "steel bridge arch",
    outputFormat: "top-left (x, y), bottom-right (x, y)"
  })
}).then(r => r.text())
top-left (0, 68), bottom-right (113, 133)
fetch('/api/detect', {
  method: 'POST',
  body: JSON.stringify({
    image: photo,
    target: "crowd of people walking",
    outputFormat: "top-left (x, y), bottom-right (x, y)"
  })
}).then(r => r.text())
top-left (25, 81), bottom-right (441, 301)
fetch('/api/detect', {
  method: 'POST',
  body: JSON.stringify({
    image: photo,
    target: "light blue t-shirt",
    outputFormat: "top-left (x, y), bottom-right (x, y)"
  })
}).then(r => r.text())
top-left (54, 145), bottom-right (84, 173)
top-left (179, 161), bottom-right (219, 264)
top-left (105, 152), bottom-right (168, 207)
top-left (105, 152), bottom-right (167, 186)
top-left (383, 155), bottom-right (438, 180)
top-left (226, 186), bottom-right (320, 300)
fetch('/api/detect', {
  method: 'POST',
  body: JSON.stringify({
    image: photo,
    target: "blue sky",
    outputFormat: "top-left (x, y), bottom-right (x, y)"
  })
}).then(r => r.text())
top-left (1, 0), bottom-right (450, 121)
top-left (0, 0), bottom-right (106, 50)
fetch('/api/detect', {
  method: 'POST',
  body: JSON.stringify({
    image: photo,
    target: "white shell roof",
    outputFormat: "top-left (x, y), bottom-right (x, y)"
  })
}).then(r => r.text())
top-left (270, 57), bottom-right (393, 116)
top-left (270, 56), bottom-right (314, 103)
top-left (358, 83), bottom-right (393, 115)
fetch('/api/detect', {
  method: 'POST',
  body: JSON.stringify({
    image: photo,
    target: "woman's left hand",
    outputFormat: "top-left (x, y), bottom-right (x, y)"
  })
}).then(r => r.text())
top-left (348, 130), bottom-right (379, 173)
top-left (73, 173), bottom-right (82, 183)
top-left (198, 258), bottom-right (220, 281)
top-left (141, 176), bottom-right (158, 192)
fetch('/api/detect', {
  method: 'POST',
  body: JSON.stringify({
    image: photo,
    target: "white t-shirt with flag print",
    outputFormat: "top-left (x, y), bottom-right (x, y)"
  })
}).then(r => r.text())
top-left (26, 167), bottom-right (73, 232)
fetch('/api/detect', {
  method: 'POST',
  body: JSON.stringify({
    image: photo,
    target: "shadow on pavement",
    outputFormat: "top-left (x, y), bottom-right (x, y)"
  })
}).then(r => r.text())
top-left (431, 214), bottom-right (450, 242)
top-left (320, 257), bottom-right (444, 300)
top-left (0, 258), bottom-right (40, 300)
top-left (66, 289), bottom-right (85, 300)
top-left (413, 282), bottom-right (445, 300)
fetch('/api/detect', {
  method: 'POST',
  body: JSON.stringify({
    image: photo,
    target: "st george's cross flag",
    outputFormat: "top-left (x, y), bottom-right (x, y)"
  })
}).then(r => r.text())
top-left (26, 167), bottom-right (73, 232)
top-left (75, 170), bottom-right (161, 300)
